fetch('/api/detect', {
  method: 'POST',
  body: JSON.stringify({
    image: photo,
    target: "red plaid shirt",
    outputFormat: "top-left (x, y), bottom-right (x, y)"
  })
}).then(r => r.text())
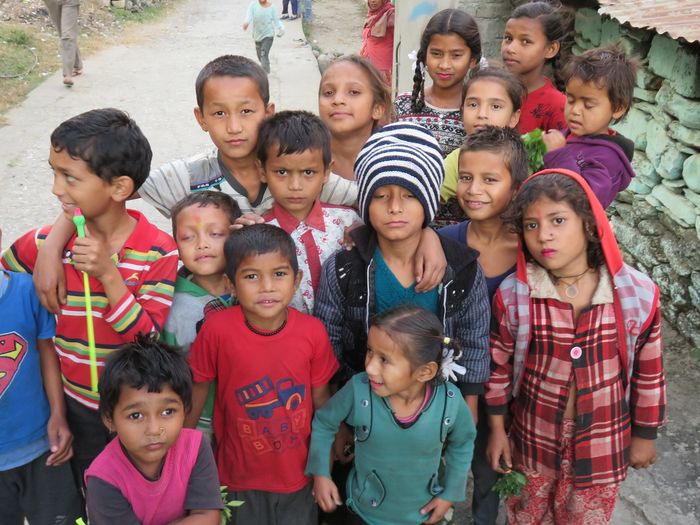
top-left (486, 265), bottom-right (665, 488)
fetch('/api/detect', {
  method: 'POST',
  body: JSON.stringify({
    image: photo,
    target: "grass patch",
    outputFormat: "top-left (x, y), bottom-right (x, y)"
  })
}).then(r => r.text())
top-left (109, 2), bottom-right (177, 24)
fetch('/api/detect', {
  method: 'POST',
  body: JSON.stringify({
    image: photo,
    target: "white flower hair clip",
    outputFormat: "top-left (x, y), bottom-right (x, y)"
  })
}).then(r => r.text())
top-left (439, 337), bottom-right (466, 382)
top-left (408, 49), bottom-right (426, 75)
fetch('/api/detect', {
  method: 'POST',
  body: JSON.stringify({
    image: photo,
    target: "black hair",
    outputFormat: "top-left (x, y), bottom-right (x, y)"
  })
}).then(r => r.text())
top-left (321, 54), bottom-right (394, 130)
top-left (459, 126), bottom-right (529, 190)
top-left (562, 43), bottom-right (639, 122)
top-left (195, 55), bottom-right (270, 110)
top-left (411, 9), bottom-right (482, 113)
top-left (464, 67), bottom-right (526, 112)
top-left (224, 223), bottom-right (299, 280)
top-left (99, 333), bottom-right (192, 419)
top-left (257, 110), bottom-right (332, 168)
top-left (371, 305), bottom-right (462, 384)
top-left (505, 172), bottom-right (604, 268)
top-left (509, 1), bottom-right (574, 91)
top-left (50, 108), bottom-right (152, 192)
top-left (170, 191), bottom-right (242, 238)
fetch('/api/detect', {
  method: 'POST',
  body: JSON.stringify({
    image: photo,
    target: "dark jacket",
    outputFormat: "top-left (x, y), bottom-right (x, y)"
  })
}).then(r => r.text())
top-left (543, 129), bottom-right (635, 208)
top-left (313, 225), bottom-right (490, 395)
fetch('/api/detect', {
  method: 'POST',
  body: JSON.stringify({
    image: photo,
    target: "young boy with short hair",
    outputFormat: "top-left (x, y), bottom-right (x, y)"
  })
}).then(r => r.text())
top-left (258, 110), bottom-right (361, 314)
top-left (186, 224), bottom-right (339, 525)
top-left (1, 108), bottom-right (178, 491)
top-left (85, 334), bottom-right (222, 524)
top-left (0, 228), bottom-right (82, 525)
top-left (163, 191), bottom-right (242, 438)
top-left (542, 44), bottom-right (638, 208)
top-left (140, 54), bottom-right (357, 218)
top-left (314, 122), bottom-right (490, 419)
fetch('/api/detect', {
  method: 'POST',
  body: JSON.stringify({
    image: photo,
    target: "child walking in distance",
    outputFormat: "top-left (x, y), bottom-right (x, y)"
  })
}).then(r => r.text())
top-left (314, 122), bottom-right (490, 422)
top-left (486, 170), bottom-right (665, 524)
top-left (394, 9), bottom-right (482, 157)
top-left (163, 191), bottom-right (242, 439)
top-left (258, 110), bottom-right (361, 314)
top-left (243, 0), bottom-right (284, 74)
top-left (85, 334), bottom-right (223, 525)
top-left (0, 227), bottom-right (82, 525)
top-left (1, 108), bottom-right (178, 492)
top-left (542, 44), bottom-right (638, 208)
top-left (360, 0), bottom-right (395, 84)
top-left (438, 126), bottom-right (529, 525)
top-left (438, 67), bottom-right (525, 225)
top-left (502, 1), bottom-right (571, 134)
top-left (307, 305), bottom-right (476, 525)
top-left (318, 54), bottom-right (393, 181)
top-left (186, 224), bottom-right (339, 525)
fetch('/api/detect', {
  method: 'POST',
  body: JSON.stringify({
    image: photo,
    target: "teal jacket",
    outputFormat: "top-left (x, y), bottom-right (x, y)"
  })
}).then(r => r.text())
top-left (306, 373), bottom-right (476, 525)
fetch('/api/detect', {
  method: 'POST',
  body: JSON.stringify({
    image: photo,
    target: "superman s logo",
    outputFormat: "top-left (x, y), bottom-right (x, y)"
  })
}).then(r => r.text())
top-left (0, 332), bottom-right (27, 399)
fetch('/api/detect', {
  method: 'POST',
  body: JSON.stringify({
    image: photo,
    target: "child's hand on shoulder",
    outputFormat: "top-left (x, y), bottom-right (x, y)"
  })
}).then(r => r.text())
top-left (230, 212), bottom-right (265, 231)
top-left (420, 496), bottom-right (453, 524)
top-left (542, 129), bottom-right (567, 152)
top-left (71, 226), bottom-right (117, 281)
top-left (312, 475), bottom-right (342, 513)
top-left (629, 436), bottom-right (657, 469)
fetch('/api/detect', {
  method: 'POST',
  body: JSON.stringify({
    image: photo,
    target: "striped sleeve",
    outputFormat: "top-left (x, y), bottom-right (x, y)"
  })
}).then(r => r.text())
top-left (629, 304), bottom-right (666, 439)
top-left (139, 159), bottom-right (194, 218)
top-left (0, 228), bottom-right (44, 273)
top-left (320, 173), bottom-right (358, 207)
top-left (484, 290), bottom-right (516, 414)
top-left (104, 245), bottom-right (177, 340)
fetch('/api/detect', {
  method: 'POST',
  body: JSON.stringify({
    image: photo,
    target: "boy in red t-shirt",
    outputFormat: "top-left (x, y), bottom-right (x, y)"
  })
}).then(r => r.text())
top-left (186, 224), bottom-right (338, 525)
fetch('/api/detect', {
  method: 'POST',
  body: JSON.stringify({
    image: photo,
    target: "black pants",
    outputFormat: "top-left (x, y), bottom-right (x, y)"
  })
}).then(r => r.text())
top-left (471, 399), bottom-right (501, 524)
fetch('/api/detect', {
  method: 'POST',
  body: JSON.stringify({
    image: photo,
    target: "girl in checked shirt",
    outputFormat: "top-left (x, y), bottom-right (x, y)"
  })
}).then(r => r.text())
top-left (484, 169), bottom-right (665, 524)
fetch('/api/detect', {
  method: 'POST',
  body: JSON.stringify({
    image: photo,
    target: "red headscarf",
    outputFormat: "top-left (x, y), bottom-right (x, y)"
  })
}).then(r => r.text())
top-left (364, 0), bottom-right (394, 38)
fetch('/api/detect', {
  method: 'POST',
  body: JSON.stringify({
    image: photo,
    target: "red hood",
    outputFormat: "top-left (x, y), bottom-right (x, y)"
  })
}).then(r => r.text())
top-left (515, 168), bottom-right (623, 282)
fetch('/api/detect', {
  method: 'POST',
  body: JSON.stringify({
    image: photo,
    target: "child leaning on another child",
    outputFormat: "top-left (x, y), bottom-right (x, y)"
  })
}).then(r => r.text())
top-left (186, 224), bottom-right (339, 525)
top-left (542, 44), bottom-right (637, 208)
top-left (85, 334), bottom-right (223, 525)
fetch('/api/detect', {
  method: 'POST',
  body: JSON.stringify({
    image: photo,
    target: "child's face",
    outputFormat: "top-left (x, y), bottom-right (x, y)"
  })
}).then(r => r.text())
top-left (103, 384), bottom-right (185, 479)
top-left (368, 185), bottom-right (425, 243)
top-left (522, 196), bottom-right (589, 276)
top-left (365, 327), bottom-right (423, 399)
top-left (194, 76), bottom-right (274, 164)
top-left (425, 33), bottom-right (476, 92)
top-left (174, 204), bottom-right (230, 280)
top-left (319, 61), bottom-right (385, 139)
top-left (502, 17), bottom-right (559, 77)
top-left (261, 146), bottom-right (330, 221)
top-left (564, 77), bottom-right (626, 137)
top-left (50, 147), bottom-right (120, 221)
top-left (462, 79), bottom-right (521, 134)
top-left (231, 250), bottom-right (301, 331)
top-left (457, 150), bottom-right (514, 221)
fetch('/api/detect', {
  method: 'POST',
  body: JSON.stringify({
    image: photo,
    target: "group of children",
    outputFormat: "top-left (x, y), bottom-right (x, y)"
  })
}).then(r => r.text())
top-left (1, 2), bottom-right (665, 525)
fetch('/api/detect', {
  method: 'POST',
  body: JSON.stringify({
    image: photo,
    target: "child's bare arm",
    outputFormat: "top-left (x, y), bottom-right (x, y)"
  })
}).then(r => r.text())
top-left (313, 475), bottom-right (342, 513)
top-left (169, 509), bottom-right (221, 525)
top-left (38, 337), bottom-right (73, 466)
top-left (414, 228), bottom-right (447, 292)
top-left (186, 381), bottom-right (212, 428)
top-left (33, 214), bottom-right (74, 313)
top-left (311, 384), bottom-right (331, 410)
top-left (629, 437), bottom-right (657, 469)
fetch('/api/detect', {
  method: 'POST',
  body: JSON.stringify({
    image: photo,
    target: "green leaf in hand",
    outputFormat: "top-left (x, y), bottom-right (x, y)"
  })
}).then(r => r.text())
top-left (492, 469), bottom-right (528, 498)
top-left (521, 128), bottom-right (547, 174)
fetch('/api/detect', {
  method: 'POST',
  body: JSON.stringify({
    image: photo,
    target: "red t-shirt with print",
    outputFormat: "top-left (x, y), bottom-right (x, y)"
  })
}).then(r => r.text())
top-left (517, 77), bottom-right (567, 134)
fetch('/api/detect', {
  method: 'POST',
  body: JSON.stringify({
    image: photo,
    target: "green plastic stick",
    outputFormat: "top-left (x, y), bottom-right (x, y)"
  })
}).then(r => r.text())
top-left (73, 209), bottom-right (98, 392)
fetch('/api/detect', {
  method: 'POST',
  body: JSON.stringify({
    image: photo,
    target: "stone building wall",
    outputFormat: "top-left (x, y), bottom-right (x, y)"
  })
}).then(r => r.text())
top-left (573, 8), bottom-right (700, 350)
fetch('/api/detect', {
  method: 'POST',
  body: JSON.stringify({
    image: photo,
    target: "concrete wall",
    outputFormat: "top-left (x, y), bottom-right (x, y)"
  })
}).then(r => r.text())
top-left (573, 8), bottom-right (700, 350)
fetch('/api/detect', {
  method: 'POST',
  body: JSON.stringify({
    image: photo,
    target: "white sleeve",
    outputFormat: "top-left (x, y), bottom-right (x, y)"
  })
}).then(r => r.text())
top-left (320, 173), bottom-right (358, 207)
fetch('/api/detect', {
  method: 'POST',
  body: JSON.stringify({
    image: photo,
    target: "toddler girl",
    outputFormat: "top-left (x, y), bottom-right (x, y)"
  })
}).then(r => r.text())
top-left (502, 1), bottom-right (571, 134)
top-left (486, 170), bottom-right (665, 524)
top-left (307, 305), bottom-right (476, 525)
top-left (243, 0), bottom-right (284, 74)
top-left (319, 54), bottom-right (393, 180)
top-left (440, 67), bottom-right (525, 205)
top-left (394, 9), bottom-right (481, 157)
top-left (360, 0), bottom-right (395, 84)
top-left (85, 334), bottom-right (223, 525)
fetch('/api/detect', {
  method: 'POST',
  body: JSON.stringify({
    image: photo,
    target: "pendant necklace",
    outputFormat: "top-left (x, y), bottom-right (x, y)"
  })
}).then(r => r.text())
top-left (549, 268), bottom-right (590, 299)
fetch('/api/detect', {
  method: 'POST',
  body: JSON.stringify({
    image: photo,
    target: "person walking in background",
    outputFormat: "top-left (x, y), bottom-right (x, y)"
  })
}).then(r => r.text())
top-left (43, 0), bottom-right (83, 87)
top-left (281, 0), bottom-right (299, 20)
top-left (360, 0), bottom-right (395, 84)
top-left (243, 0), bottom-right (284, 74)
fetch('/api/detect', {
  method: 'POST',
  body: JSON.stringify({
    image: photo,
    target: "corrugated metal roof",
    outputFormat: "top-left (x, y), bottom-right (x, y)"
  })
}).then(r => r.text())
top-left (598, 1), bottom-right (700, 43)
